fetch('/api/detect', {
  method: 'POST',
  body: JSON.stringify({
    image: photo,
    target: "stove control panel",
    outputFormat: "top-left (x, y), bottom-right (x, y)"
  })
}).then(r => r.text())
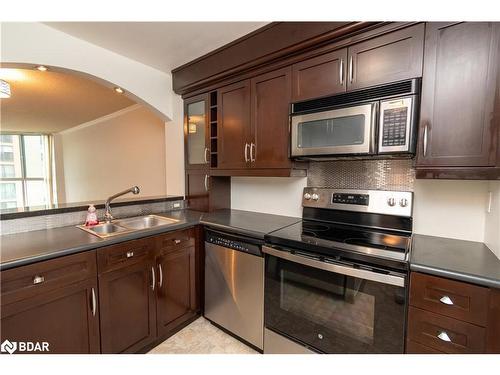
top-left (303, 188), bottom-right (413, 217)
top-left (332, 193), bottom-right (369, 206)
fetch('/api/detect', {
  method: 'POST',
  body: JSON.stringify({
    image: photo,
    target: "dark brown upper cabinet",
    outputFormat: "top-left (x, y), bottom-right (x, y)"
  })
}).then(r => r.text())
top-left (347, 23), bottom-right (424, 91)
top-left (251, 67), bottom-right (293, 169)
top-left (416, 22), bottom-right (500, 177)
top-left (184, 94), bottom-right (209, 170)
top-left (217, 80), bottom-right (251, 170)
top-left (290, 24), bottom-right (424, 102)
top-left (292, 49), bottom-right (347, 101)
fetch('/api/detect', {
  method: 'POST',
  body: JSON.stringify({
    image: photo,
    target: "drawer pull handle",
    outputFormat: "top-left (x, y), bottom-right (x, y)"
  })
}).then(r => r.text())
top-left (439, 296), bottom-right (454, 305)
top-left (173, 239), bottom-right (181, 244)
top-left (437, 331), bottom-right (452, 342)
top-left (33, 275), bottom-right (45, 285)
top-left (126, 251), bottom-right (134, 258)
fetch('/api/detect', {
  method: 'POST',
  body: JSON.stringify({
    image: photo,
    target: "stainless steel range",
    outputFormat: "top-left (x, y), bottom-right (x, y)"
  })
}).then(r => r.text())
top-left (263, 187), bottom-right (413, 354)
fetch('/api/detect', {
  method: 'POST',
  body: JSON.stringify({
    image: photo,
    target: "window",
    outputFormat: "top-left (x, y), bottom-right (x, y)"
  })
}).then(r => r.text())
top-left (0, 134), bottom-right (53, 209)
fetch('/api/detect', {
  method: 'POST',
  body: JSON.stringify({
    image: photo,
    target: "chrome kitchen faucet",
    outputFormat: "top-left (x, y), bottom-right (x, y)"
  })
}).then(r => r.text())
top-left (104, 186), bottom-right (140, 223)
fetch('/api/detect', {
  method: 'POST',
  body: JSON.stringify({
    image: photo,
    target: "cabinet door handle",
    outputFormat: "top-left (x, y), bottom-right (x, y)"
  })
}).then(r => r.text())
top-left (339, 59), bottom-right (344, 85)
top-left (423, 123), bottom-right (429, 157)
top-left (158, 264), bottom-right (163, 288)
top-left (244, 143), bottom-right (249, 162)
top-left (151, 266), bottom-right (155, 291)
top-left (91, 287), bottom-right (97, 317)
top-left (349, 56), bottom-right (354, 83)
top-left (204, 174), bottom-right (209, 192)
top-left (250, 142), bottom-right (256, 162)
top-left (204, 147), bottom-right (209, 164)
top-left (173, 239), bottom-right (181, 244)
top-left (33, 275), bottom-right (45, 285)
top-left (439, 295), bottom-right (454, 305)
top-left (437, 331), bottom-right (452, 343)
top-left (126, 251), bottom-right (134, 258)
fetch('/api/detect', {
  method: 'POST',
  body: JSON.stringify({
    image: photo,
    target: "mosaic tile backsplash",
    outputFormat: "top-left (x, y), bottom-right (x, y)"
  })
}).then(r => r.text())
top-left (0, 199), bottom-right (185, 236)
top-left (307, 159), bottom-right (415, 191)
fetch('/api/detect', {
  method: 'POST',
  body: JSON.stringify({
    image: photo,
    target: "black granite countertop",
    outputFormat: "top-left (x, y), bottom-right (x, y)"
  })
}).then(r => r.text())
top-left (200, 209), bottom-right (301, 239)
top-left (0, 209), bottom-right (301, 271)
top-left (411, 234), bottom-right (500, 288)
top-left (0, 210), bottom-right (204, 271)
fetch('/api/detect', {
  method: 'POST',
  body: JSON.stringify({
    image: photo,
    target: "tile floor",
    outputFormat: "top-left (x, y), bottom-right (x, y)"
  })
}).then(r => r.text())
top-left (148, 317), bottom-right (258, 354)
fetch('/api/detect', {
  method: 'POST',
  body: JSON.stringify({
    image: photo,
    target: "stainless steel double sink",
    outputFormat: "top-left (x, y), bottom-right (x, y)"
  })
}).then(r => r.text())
top-left (77, 215), bottom-right (179, 239)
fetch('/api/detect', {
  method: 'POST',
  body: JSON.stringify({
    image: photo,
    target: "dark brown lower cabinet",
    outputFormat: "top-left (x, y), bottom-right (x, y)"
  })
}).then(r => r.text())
top-left (1, 277), bottom-right (100, 354)
top-left (97, 228), bottom-right (200, 353)
top-left (0, 227), bottom-right (201, 354)
top-left (156, 246), bottom-right (197, 336)
top-left (98, 258), bottom-right (157, 353)
top-left (407, 272), bottom-right (500, 354)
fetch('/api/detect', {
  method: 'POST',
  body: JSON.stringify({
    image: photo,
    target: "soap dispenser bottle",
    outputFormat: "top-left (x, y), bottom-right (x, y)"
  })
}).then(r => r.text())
top-left (85, 204), bottom-right (99, 226)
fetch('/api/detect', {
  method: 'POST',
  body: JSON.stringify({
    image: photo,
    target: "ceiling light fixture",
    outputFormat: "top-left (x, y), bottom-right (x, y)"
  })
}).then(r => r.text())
top-left (114, 87), bottom-right (124, 94)
top-left (0, 79), bottom-right (11, 99)
top-left (36, 65), bottom-right (48, 72)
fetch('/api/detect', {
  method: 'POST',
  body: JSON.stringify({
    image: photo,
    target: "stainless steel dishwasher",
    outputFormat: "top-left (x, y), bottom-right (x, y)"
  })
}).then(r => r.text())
top-left (204, 228), bottom-right (264, 351)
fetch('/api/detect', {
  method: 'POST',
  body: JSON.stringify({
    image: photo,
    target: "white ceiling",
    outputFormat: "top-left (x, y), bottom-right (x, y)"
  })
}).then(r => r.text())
top-left (45, 22), bottom-right (269, 73)
top-left (0, 68), bottom-right (135, 133)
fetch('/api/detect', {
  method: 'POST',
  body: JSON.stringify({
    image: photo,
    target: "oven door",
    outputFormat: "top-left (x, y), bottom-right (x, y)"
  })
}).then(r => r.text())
top-left (263, 246), bottom-right (407, 354)
top-left (290, 103), bottom-right (377, 157)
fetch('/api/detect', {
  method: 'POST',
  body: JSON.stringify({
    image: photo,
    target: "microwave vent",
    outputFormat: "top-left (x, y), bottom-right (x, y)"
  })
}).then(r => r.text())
top-left (292, 79), bottom-right (420, 114)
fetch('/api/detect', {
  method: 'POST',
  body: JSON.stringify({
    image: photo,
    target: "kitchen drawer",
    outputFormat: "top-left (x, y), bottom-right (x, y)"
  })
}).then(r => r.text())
top-left (410, 272), bottom-right (489, 326)
top-left (97, 237), bottom-right (155, 273)
top-left (1, 251), bottom-right (97, 306)
top-left (156, 228), bottom-right (195, 255)
top-left (406, 340), bottom-right (444, 354)
top-left (407, 306), bottom-right (486, 354)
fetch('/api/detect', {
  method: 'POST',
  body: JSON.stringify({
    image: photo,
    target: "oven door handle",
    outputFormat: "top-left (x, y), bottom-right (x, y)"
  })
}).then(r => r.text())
top-left (263, 246), bottom-right (405, 287)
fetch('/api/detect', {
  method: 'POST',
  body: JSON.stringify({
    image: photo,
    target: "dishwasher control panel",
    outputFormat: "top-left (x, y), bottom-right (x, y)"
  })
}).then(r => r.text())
top-left (205, 230), bottom-right (262, 256)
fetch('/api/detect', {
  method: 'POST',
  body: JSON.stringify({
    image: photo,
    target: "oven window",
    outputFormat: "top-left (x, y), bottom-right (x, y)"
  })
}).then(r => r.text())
top-left (297, 115), bottom-right (366, 148)
top-left (265, 255), bottom-right (406, 353)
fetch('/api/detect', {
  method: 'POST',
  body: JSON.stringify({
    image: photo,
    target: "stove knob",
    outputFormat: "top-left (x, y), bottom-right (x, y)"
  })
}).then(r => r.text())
top-left (303, 193), bottom-right (311, 200)
top-left (311, 193), bottom-right (320, 201)
top-left (387, 197), bottom-right (396, 207)
top-left (400, 198), bottom-right (408, 207)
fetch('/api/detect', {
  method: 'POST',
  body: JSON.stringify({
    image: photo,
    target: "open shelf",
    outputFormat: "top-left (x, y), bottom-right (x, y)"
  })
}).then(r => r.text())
top-left (209, 90), bottom-right (218, 168)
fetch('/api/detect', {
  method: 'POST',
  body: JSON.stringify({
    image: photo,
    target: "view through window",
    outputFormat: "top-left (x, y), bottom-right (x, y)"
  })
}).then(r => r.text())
top-left (0, 134), bottom-right (52, 209)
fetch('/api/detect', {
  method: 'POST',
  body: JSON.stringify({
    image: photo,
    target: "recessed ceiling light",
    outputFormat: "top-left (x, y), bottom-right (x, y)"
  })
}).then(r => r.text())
top-left (0, 79), bottom-right (11, 99)
top-left (114, 87), bottom-right (124, 94)
top-left (36, 65), bottom-right (48, 72)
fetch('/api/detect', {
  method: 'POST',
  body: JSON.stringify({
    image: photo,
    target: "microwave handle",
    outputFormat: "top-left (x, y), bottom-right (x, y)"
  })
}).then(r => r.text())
top-left (263, 246), bottom-right (405, 287)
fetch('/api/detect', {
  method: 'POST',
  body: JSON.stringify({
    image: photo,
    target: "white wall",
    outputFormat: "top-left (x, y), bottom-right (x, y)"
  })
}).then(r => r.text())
top-left (485, 181), bottom-right (500, 258)
top-left (164, 94), bottom-right (185, 197)
top-left (412, 180), bottom-right (489, 242)
top-left (1, 22), bottom-right (174, 120)
top-left (54, 105), bottom-right (167, 203)
top-left (231, 177), bottom-right (307, 217)
top-left (231, 177), bottom-right (491, 242)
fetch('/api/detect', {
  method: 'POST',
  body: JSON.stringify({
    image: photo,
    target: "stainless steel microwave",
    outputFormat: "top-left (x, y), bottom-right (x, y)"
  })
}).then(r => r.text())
top-left (290, 79), bottom-right (420, 159)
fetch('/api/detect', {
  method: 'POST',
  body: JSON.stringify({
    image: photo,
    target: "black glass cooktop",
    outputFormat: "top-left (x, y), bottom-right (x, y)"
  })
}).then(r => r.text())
top-left (265, 220), bottom-right (411, 266)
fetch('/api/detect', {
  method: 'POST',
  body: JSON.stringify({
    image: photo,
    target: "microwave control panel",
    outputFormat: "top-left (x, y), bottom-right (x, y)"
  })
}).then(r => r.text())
top-left (381, 107), bottom-right (408, 147)
top-left (378, 97), bottom-right (414, 153)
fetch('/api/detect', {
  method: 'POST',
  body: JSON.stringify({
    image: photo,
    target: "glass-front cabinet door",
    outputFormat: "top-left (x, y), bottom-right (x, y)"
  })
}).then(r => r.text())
top-left (185, 95), bottom-right (208, 169)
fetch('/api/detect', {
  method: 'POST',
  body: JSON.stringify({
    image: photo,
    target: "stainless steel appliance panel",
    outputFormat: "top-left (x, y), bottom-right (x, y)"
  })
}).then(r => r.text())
top-left (291, 103), bottom-right (376, 157)
top-left (205, 242), bottom-right (264, 349)
top-left (264, 328), bottom-right (316, 354)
